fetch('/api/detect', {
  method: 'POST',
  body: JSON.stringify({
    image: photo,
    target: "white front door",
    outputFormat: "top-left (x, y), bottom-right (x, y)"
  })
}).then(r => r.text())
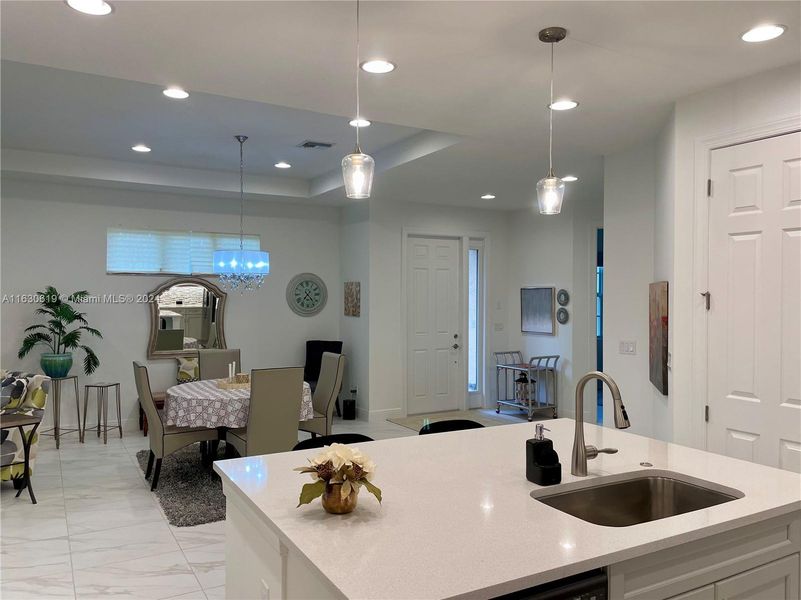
top-left (406, 236), bottom-right (461, 415)
top-left (707, 131), bottom-right (801, 472)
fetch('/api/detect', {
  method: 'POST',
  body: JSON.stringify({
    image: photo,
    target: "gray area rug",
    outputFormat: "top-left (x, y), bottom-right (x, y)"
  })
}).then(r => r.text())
top-left (135, 444), bottom-right (225, 527)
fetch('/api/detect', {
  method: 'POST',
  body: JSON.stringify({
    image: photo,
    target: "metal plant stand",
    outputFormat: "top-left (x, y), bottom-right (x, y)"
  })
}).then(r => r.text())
top-left (494, 352), bottom-right (560, 421)
top-left (82, 382), bottom-right (122, 444)
top-left (40, 375), bottom-right (81, 448)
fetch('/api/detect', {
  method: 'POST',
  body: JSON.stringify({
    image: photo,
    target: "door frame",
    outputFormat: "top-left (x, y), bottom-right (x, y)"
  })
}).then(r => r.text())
top-left (400, 228), bottom-right (490, 417)
top-left (692, 115), bottom-right (801, 451)
top-left (587, 221), bottom-right (604, 423)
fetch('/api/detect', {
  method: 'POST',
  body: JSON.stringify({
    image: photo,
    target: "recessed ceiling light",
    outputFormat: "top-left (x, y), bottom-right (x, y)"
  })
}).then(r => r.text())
top-left (741, 24), bottom-right (786, 43)
top-left (360, 60), bottom-right (396, 74)
top-left (549, 99), bottom-right (578, 111)
top-left (274, 161), bottom-right (292, 169)
top-left (131, 144), bottom-right (151, 153)
top-left (65, 0), bottom-right (112, 15)
top-left (481, 194), bottom-right (496, 200)
top-left (349, 118), bottom-right (372, 128)
top-left (562, 175), bottom-right (578, 182)
top-left (163, 87), bottom-right (189, 100)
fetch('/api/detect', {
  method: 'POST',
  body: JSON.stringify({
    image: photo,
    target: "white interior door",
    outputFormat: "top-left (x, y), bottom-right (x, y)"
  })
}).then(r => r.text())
top-left (707, 131), bottom-right (801, 472)
top-left (406, 236), bottom-right (461, 415)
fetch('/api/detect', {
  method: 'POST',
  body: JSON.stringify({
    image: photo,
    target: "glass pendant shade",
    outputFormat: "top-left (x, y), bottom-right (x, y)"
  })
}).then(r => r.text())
top-left (341, 148), bottom-right (375, 199)
top-left (212, 249), bottom-right (270, 291)
top-left (536, 175), bottom-right (565, 215)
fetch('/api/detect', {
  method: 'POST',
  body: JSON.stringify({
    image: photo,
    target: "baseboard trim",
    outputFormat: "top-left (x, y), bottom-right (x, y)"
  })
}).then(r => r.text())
top-left (367, 407), bottom-right (404, 423)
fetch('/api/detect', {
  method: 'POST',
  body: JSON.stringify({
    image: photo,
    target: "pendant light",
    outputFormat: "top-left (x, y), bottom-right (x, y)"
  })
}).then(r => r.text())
top-left (341, 0), bottom-right (375, 199)
top-left (536, 27), bottom-right (567, 215)
top-left (213, 135), bottom-right (270, 292)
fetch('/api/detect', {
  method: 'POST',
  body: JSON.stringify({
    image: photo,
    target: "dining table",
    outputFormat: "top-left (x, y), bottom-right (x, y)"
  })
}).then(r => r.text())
top-left (164, 379), bottom-right (314, 429)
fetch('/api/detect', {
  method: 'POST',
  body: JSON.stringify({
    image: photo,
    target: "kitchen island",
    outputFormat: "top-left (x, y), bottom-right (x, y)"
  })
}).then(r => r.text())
top-left (214, 419), bottom-right (801, 599)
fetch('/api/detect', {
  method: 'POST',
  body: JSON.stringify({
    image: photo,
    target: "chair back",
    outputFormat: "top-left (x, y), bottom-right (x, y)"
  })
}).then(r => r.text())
top-left (133, 361), bottom-right (163, 440)
top-left (198, 348), bottom-right (241, 380)
top-left (419, 419), bottom-right (484, 435)
top-left (292, 433), bottom-right (373, 451)
top-left (312, 353), bottom-right (345, 418)
top-left (304, 340), bottom-right (343, 383)
top-left (246, 367), bottom-right (304, 455)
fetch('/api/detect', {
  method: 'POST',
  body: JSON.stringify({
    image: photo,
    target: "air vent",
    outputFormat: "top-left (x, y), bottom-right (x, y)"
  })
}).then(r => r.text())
top-left (297, 140), bottom-right (334, 149)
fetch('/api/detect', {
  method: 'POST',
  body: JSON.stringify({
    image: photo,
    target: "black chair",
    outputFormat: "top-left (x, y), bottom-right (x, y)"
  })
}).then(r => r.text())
top-left (304, 340), bottom-right (343, 415)
top-left (418, 419), bottom-right (485, 435)
top-left (292, 433), bottom-right (374, 451)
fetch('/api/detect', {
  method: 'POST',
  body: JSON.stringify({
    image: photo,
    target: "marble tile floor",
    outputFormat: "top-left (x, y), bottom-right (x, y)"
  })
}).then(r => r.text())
top-left (0, 417), bottom-right (415, 599)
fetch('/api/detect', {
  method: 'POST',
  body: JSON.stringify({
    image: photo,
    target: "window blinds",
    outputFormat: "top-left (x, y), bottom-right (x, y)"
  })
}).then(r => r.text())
top-left (107, 228), bottom-right (261, 274)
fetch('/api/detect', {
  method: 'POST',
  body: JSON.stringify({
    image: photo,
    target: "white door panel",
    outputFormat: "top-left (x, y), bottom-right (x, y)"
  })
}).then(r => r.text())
top-left (707, 131), bottom-right (801, 472)
top-left (407, 237), bottom-right (461, 415)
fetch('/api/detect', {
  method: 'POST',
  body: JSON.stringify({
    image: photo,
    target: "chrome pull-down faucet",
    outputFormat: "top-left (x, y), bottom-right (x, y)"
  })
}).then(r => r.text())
top-left (571, 371), bottom-right (630, 476)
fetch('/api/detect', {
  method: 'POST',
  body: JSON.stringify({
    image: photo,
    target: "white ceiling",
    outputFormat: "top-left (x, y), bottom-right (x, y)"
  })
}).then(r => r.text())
top-left (1, 0), bottom-right (799, 209)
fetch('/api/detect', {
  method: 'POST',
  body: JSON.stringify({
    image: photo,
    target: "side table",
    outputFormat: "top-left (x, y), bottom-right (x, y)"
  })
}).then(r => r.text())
top-left (40, 375), bottom-right (81, 448)
top-left (82, 382), bottom-right (122, 444)
top-left (0, 413), bottom-right (42, 504)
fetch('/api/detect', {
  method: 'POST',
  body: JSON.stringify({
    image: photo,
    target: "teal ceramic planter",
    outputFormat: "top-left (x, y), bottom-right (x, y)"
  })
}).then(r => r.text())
top-left (40, 353), bottom-right (73, 378)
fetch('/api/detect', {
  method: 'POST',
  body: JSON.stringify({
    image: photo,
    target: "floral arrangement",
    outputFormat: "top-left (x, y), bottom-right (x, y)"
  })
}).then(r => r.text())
top-left (295, 444), bottom-right (381, 509)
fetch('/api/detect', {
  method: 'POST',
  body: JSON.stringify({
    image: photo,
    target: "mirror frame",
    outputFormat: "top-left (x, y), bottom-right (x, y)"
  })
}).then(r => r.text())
top-left (146, 276), bottom-right (228, 359)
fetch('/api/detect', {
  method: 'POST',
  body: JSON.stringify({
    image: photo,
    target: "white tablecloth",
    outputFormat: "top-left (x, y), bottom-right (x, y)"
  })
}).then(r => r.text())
top-left (165, 379), bottom-right (314, 428)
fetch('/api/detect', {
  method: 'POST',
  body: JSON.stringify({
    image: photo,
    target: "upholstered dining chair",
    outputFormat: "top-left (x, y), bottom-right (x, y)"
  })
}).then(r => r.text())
top-left (197, 348), bottom-right (241, 381)
top-left (133, 362), bottom-right (217, 490)
top-left (292, 433), bottom-right (373, 451)
top-left (418, 419), bottom-right (484, 435)
top-left (225, 367), bottom-right (303, 457)
top-left (298, 353), bottom-right (345, 438)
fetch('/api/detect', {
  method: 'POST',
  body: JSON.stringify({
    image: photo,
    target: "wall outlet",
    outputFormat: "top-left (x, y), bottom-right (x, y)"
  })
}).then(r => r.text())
top-left (494, 322), bottom-right (504, 332)
top-left (619, 341), bottom-right (637, 355)
top-left (350, 386), bottom-right (358, 396)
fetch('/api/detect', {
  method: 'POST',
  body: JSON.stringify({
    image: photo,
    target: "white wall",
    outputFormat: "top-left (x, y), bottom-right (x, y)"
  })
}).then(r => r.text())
top-left (603, 141), bottom-right (661, 438)
top-left (366, 198), bottom-right (510, 421)
top-left (0, 178), bottom-right (341, 430)
top-left (339, 203), bottom-right (370, 418)
top-left (602, 62), bottom-right (801, 445)
top-left (505, 161), bottom-right (604, 421)
top-left (670, 62), bottom-right (801, 448)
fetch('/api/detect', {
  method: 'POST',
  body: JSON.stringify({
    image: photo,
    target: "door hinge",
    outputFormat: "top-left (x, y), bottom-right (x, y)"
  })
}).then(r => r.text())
top-left (700, 291), bottom-right (711, 310)
top-left (705, 405), bottom-right (710, 422)
top-left (707, 179), bottom-right (712, 197)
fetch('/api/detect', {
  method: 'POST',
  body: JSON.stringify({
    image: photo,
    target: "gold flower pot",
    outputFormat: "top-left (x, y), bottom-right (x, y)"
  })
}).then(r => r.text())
top-left (321, 482), bottom-right (359, 514)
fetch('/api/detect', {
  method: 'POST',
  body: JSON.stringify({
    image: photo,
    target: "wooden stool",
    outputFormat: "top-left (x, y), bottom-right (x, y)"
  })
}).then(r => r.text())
top-left (82, 382), bottom-right (121, 444)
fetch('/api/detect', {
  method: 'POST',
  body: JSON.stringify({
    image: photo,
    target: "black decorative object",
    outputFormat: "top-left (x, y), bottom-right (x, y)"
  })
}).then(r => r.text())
top-left (557, 289), bottom-right (570, 306)
top-left (556, 307), bottom-right (569, 324)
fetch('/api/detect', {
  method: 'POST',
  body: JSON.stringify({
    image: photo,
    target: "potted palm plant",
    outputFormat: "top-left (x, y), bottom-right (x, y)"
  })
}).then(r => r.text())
top-left (17, 286), bottom-right (102, 378)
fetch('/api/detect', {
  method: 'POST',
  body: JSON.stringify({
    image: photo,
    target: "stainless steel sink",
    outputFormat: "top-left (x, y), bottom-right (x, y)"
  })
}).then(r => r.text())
top-left (531, 470), bottom-right (744, 527)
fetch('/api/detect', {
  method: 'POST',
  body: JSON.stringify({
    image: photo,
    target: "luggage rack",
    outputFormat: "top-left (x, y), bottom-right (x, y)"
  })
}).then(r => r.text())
top-left (494, 352), bottom-right (559, 421)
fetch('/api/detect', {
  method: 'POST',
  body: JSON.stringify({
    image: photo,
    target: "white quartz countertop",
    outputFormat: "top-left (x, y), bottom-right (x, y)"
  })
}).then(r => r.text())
top-left (214, 419), bottom-right (801, 600)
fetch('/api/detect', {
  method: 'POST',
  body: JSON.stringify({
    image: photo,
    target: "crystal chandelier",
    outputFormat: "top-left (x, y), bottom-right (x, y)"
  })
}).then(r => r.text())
top-left (213, 135), bottom-right (270, 291)
top-left (341, 0), bottom-right (375, 199)
top-left (536, 27), bottom-right (567, 215)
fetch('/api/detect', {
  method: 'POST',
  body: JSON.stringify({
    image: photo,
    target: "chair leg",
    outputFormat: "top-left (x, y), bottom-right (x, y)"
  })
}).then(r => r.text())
top-left (150, 458), bottom-right (162, 491)
top-left (145, 450), bottom-right (155, 479)
top-left (139, 403), bottom-right (144, 431)
top-left (335, 396), bottom-right (341, 418)
top-left (143, 414), bottom-right (149, 437)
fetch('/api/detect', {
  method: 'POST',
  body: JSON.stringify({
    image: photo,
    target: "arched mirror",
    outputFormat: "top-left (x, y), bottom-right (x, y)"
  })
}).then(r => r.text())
top-left (147, 277), bottom-right (227, 359)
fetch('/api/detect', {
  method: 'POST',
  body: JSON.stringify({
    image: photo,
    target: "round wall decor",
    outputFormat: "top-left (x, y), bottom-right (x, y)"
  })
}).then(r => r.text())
top-left (557, 289), bottom-right (570, 306)
top-left (286, 273), bottom-right (328, 317)
top-left (556, 307), bottom-right (570, 324)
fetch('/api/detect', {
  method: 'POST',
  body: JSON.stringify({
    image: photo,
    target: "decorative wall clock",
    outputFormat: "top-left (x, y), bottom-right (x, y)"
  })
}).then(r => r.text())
top-left (287, 273), bottom-right (328, 316)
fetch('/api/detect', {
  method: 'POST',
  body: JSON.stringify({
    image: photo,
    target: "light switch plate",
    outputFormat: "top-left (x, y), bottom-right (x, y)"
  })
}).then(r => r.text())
top-left (619, 341), bottom-right (637, 355)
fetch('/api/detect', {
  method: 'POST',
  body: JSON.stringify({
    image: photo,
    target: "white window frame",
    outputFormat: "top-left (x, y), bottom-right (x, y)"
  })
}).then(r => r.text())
top-left (468, 240), bottom-right (486, 405)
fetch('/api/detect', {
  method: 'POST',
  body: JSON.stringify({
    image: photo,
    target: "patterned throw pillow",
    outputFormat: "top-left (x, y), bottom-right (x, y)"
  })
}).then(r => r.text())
top-left (0, 372), bottom-right (48, 414)
top-left (176, 357), bottom-right (199, 384)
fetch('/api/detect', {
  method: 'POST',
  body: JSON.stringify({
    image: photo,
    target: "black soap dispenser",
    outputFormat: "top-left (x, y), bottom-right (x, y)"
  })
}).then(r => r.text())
top-left (526, 424), bottom-right (562, 486)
